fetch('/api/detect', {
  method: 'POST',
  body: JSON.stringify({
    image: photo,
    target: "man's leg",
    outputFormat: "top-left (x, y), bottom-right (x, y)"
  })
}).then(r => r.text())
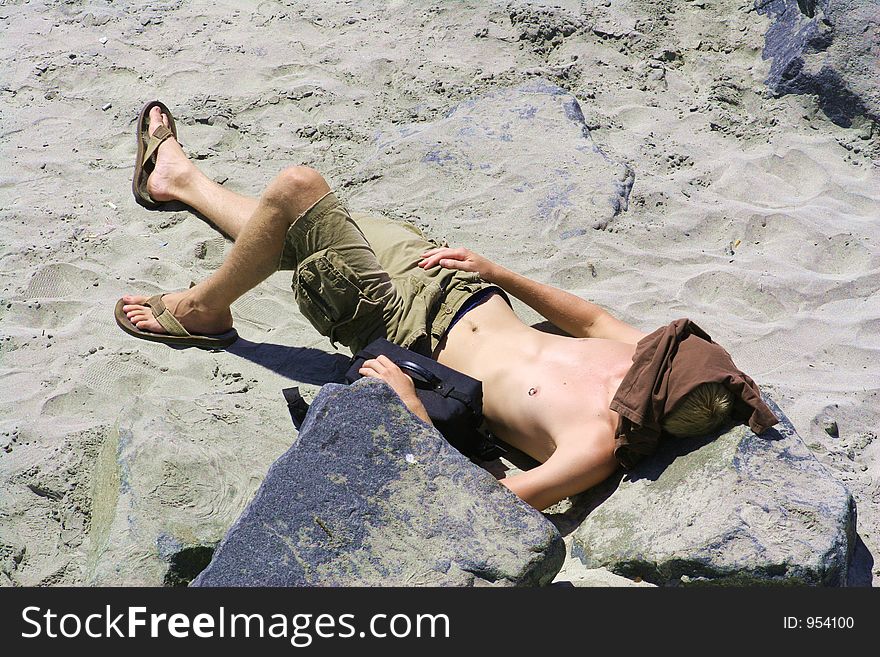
top-left (142, 106), bottom-right (257, 240)
top-left (122, 110), bottom-right (330, 335)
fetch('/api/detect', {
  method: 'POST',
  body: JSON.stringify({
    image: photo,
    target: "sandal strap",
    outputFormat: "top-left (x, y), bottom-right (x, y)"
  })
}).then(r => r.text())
top-left (142, 124), bottom-right (174, 164)
top-left (144, 295), bottom-right (190, 337)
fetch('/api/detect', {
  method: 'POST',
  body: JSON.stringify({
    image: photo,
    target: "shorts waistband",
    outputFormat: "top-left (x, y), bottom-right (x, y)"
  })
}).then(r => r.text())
top-left (428, 282), bottom-right (511, 351)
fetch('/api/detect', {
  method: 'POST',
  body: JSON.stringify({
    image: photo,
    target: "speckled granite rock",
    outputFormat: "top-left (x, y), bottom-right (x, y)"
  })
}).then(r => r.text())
top-left (757, 0), bottom-right (880, 127)
top-left (348, 78), bottom-right (634, 236)
top-left (193, 378), bottom-right (565, 586)
top-left (572, 398), bottom-right (856, 586)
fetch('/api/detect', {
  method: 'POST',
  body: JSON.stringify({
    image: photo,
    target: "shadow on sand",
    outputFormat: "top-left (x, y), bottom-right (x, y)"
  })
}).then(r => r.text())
top-left (226, 337), bottom-right (351, 386)
top-left (847, 532), bottom-right (875, 586)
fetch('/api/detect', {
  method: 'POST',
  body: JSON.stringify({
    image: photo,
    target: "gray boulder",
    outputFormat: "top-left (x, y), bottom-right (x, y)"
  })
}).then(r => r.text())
top-left (757, 0), bottom-right (880, 127)
top-left (572, 398), bottom-right (855, 586)
top-left (347, 79), bottom-right (634, 237)
top-left (84, 393), bottom-right (283, 586)
top-left (193, 378), bottom-right (565, 586)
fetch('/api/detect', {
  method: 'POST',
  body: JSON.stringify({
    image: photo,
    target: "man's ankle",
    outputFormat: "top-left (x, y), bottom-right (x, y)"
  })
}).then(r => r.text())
top-left (187, 284), bottom-right (233, 314)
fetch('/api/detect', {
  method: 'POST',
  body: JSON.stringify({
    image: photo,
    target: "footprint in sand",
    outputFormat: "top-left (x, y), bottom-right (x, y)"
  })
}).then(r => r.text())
top-left (24, 263), bottom-right (99, 299)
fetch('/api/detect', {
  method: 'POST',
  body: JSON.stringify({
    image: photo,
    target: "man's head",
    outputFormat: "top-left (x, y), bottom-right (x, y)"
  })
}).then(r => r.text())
top-left (662, 382), bottom-right (734, 438)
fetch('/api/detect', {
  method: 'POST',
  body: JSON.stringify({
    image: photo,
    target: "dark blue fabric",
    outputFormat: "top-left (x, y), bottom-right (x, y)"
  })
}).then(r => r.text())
top-left (445, 286), bottom-right (509, 334)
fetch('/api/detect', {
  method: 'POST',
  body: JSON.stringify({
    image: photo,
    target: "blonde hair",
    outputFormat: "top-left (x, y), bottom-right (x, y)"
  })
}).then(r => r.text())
top-left (662, 382), bottom-right (734, 438)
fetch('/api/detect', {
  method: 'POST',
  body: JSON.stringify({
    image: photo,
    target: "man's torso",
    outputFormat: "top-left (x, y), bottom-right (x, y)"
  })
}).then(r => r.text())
top-left (433, 292), bottom-right (636, 462)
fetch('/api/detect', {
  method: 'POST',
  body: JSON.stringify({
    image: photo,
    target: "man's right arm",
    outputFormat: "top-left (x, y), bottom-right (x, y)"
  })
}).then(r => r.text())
top-left (500, 422), bottom-right (619, 510)
top-left (419, 247), bottom-right (645, 344)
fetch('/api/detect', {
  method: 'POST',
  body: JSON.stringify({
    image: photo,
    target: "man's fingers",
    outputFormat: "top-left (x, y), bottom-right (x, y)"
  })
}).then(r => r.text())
top-left (418, 251), bottom-right (446, 265)
top-left (359, 366), bottom-right (383, 380)
top-left (361, 356), bottom-right (401, 375)
top-left (419, 247), bottom-right (458, 259)
top-left (375, 355), bottom-right (409, 378)
top-left (360, 358), bottom-right (384, 373)
top-left (419, 249), bottom-right (468, 270)
top-left (439, 258), bottom-right (465, 269)
top-left (418, 255), bottom-right (444, 269)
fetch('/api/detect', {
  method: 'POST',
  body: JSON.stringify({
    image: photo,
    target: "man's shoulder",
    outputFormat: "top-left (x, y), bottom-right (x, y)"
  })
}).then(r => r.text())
top-left (554, 411), bottom-right (617, 454)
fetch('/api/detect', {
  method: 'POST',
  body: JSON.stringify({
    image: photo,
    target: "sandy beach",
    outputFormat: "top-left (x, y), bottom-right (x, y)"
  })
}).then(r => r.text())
top-left (1, 0), bottom-right (878, 586)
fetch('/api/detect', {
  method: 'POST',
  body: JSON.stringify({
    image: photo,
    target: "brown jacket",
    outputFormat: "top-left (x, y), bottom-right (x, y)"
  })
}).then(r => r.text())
top-left (609, 318), bottom-right (779, 469)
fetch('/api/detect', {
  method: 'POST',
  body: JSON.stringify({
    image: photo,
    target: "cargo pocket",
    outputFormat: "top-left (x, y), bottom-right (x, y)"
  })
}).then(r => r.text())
top-left (293, 249), bottom-right (382, 348)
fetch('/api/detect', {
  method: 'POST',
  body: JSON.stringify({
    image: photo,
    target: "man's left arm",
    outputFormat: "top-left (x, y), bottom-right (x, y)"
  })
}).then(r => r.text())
top-left (489, 265), bottom-right (648, 343)
top-left (418, 247), bottom-right (645, 343)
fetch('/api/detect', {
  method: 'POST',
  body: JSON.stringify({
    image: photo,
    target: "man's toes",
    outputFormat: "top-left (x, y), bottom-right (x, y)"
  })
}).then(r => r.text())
top-left (123, 306), bottom-right (146, 318)
top-left (133, 316), bottom-right (162, 332)
top-left (148, 106), bottom-right (165, 135)
top-left (119, 294), bottom-right (165, 334)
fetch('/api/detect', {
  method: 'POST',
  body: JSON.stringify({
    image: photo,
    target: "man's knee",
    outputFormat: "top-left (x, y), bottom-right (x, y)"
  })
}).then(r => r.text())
top-left (275, 165), bottom-right (327, 192)
top-left (265, 166), bottom-right (331, 216)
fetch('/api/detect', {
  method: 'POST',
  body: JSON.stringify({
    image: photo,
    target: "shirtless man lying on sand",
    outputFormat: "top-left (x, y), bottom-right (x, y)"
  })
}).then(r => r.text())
top-left (117, 101), bottom-right (777, 511)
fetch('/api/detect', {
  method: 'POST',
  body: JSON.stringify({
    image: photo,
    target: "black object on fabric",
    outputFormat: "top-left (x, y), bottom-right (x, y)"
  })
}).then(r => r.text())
top-left (282, 386), bottom-right (310, 430)
top-left (345, 339), bottom-right (505, 461)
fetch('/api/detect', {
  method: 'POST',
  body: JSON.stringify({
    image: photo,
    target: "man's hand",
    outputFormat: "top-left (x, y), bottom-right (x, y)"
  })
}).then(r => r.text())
top-left (418, 246), bottom-right (499, 282)
top-left (359, 355), bottom-right (432, 424)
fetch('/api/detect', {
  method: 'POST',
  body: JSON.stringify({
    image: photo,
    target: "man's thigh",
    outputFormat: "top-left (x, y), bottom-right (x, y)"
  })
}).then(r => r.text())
top-left (349, 212), bottom-right (444, 280)
top-left (279, 193), bottom-right (399, 353)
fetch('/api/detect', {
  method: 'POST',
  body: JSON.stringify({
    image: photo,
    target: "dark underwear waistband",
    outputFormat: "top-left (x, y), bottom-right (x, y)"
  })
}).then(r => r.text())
top-left (445, 286), bottom-right (507, 335)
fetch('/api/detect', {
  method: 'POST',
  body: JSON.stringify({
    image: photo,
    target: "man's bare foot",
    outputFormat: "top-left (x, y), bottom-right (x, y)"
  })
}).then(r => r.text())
top-left (145, 106), bottom-right (197, 204)
top-left (121, 289), bottom-right (233, 336)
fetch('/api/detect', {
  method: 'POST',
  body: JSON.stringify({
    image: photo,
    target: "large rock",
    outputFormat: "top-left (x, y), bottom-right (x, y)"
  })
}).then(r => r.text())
top-left (757, 0), bottom-right (880, 127)
top-left (347, 79), bottom-right (634, 238)
top-left (193, 378), bottom-right (565, 586)
top-left (571, 398), bottom-right (855, 586)
top-left (84, 392), bottom-right (282, 586)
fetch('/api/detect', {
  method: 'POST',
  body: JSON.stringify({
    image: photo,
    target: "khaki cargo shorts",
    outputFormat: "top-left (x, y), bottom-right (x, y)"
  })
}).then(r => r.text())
top-left (278, 191), bottom-right (499, 356)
